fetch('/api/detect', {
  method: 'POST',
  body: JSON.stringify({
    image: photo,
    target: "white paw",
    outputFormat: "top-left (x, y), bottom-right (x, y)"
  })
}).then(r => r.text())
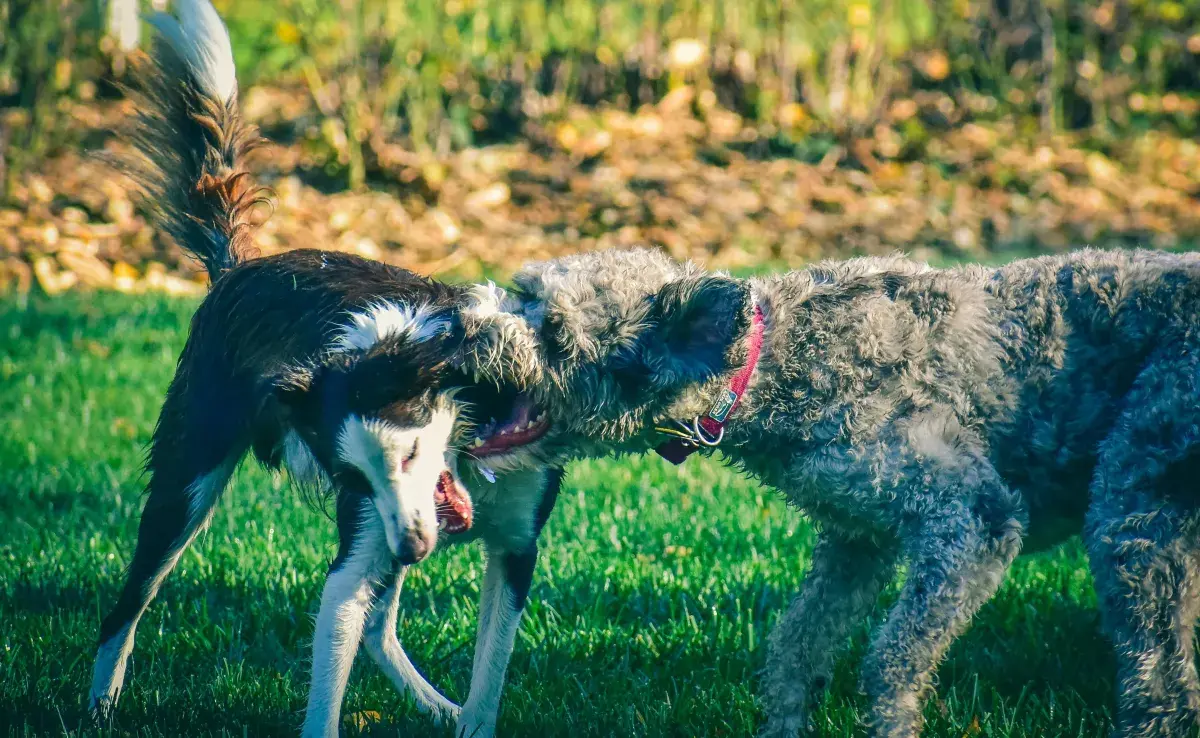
top-left (87, 690), bottom-right (117, 723)
top-left (429, 701), bottom-right (462, 727)
top-left (758, 714), bottom-right (810, 738)
top-left (455, 711), bottom-right (496, 738)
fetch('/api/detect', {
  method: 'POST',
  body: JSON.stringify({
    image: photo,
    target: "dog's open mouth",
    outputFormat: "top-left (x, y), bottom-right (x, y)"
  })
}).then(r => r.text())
top-left (434, 470), bottom-right (474, 534)
top-left (465, 390), bottom-right (551, 458)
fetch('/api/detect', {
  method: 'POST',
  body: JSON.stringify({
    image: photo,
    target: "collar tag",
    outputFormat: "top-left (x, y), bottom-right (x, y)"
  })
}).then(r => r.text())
top-left (707, 389), bottom-right (738, 423)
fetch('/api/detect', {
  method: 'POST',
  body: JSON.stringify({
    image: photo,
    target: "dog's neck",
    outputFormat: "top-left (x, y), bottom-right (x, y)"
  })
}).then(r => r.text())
top-left (653, 301), bottom-right (766, 464)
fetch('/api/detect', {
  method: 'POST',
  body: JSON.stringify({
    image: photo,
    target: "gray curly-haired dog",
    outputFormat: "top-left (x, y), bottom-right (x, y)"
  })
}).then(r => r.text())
top-left (455, 246), bottom-right (1200, 737)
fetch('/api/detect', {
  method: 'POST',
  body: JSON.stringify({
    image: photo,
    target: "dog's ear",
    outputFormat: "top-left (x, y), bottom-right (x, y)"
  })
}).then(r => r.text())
top-left (271, 352), bottom-right (356, 411)
top-left (455, 281), bottom-right (546, 389)
top-left (345, 347), bottom-right (448, 406)
top-left (640, 275), bottom-right (748, 387)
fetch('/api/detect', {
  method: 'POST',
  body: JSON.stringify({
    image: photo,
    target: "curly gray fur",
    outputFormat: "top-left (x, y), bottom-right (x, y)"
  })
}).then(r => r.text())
top-left (462, 246), bottom-right (1200, 737)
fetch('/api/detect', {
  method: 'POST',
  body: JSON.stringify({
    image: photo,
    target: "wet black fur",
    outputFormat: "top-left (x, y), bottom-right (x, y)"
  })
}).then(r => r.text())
top-left (98, 251), bottom-right (471, 644)
top-left (90, 3), bottom-right (514, 728)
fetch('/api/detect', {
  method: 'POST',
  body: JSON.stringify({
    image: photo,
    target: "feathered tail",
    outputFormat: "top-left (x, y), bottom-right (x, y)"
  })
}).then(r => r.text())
top-left (122, 0), bottom-right (266, 282)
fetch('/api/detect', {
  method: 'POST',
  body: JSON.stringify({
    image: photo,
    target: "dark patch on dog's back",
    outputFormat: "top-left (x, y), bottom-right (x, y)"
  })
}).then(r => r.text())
top-left (880, 273), bottom-right (907, 300)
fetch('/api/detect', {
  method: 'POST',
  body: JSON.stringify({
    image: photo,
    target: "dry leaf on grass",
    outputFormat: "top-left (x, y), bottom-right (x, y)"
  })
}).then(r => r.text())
top-left (346, 710), bottom-right (382, 732)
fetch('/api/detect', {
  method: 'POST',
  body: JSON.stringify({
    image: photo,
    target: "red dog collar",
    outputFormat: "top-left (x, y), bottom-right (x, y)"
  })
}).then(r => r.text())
top-left (654, 303), bottom-right (765, 465)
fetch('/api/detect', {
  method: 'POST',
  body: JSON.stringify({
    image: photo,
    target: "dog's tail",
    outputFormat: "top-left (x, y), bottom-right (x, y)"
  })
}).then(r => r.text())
top-left (122, 0), bottom-right (266, 282)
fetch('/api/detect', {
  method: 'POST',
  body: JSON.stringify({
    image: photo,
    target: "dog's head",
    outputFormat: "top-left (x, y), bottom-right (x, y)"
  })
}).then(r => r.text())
top-left (457, 248), bottom-right (751, 468)
top-left (276, 321), bottom-right (472, 565)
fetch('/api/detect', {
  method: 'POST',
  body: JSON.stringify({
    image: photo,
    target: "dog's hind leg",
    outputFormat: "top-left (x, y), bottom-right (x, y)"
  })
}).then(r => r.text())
top-left (89, 385), bottom-right (244, 718)
top-left (362, 566), bottom-right (461, 723)
top-left (1088, 502), bottom-right (1200, 738)
top-left (857, 461), bottom-right (1024, 738)
top-left (302, 494), bottom-right (393, 738)
top-left (759, 535), bottom-right (896, 738)
top-left (1086, 355), bottom-right (1200, 738)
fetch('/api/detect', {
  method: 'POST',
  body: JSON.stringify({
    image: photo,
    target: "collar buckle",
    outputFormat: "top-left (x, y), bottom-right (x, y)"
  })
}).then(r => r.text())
top-left (655, 416), bottom-right (725, 449)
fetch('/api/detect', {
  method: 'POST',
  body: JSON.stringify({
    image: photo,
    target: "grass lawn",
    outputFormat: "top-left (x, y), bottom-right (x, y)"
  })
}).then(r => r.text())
top-left (0, 291), bottom-right (1116, 737)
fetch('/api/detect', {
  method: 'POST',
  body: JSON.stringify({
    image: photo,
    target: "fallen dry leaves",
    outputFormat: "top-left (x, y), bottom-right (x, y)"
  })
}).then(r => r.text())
top-left (3, 88), bottom-right (1198, 296)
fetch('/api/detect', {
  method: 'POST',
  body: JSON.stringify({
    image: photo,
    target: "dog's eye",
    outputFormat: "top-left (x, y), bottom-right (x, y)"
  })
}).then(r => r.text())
top-left (401, 439), bottom-right (419, 472)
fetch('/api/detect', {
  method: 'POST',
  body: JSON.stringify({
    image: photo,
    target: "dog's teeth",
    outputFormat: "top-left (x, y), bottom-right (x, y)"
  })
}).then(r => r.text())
top-left (472, 437), bottom-right (484, 448)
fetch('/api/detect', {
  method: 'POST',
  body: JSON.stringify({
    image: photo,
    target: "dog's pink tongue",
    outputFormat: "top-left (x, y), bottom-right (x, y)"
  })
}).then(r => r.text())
top-left (434, 471), bottom-right (473, 532)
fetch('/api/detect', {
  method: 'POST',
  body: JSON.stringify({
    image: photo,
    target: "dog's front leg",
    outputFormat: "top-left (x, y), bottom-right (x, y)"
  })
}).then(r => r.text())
top-left (362, 565), bottom-right (461, 723)
top-left (456, 544), bottom-right (536, 738)
top-left (858, 498), bottom-right (1023, 738)
top-left (302, 497), bottom-right (392, 738)
top-left (760, 534), bottom-right (896, 738)
top-left (457, 468), bottom-right (563, 738)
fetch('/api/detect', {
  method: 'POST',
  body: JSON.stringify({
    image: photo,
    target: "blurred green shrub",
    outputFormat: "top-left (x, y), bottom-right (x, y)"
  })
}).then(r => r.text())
top-left (0, 0), bottom-right (105, 199)
top-left (2, 0), bottom-right (1199, 190)
top-left (219, 0), bottom-right (1200, 186)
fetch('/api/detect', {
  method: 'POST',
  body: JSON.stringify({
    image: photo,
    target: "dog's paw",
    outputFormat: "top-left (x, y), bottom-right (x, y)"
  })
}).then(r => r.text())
top-left (758, 714), bottom-right (812, 738)
top-left (455, 711), bottom-right (496, 738)
top-left (429, 701), bottom-right (462, 727)
top-left (87, 692), bottom-right (116, 724)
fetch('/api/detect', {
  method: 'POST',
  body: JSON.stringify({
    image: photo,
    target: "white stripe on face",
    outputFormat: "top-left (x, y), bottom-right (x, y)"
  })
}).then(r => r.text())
top-left (335, 403), bottom-right (458, 560)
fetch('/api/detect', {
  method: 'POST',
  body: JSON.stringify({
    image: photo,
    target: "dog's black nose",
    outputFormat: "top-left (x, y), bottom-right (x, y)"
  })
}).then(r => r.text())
top-left (396, 525), bottom-right (434, 565)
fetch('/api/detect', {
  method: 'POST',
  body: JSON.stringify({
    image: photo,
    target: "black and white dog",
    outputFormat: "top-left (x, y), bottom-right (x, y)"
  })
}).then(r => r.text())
top-left (87, 2), bottom-right (557, 736)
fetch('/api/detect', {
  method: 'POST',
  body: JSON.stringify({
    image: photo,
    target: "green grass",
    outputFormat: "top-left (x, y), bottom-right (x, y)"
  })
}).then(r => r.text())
top-left (1, 292), bottom-right (1116, 737)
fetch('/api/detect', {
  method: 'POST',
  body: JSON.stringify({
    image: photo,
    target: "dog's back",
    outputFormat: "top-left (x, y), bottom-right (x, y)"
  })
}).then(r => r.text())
top-left (739, 249), bottom-right (1200, 545)
top-left (186, 249), bottom-right (463, 380)
top-left (977, 250), bottom-right (1200, 540)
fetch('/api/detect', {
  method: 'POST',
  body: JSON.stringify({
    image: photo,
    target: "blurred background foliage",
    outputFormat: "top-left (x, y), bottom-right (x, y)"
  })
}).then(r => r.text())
top-left (1, 0), bottom-right (1198, 292)
top-left (3, 0), bottom-right (1200, 190)
top-left (1, 0), bottom-right (106, 195)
